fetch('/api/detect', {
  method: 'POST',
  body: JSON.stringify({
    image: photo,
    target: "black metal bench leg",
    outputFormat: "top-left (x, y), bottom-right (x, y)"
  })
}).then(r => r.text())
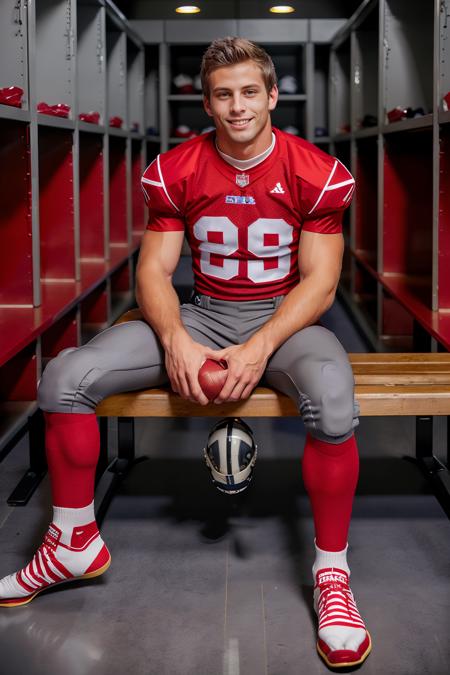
top-left (8, 409), bottom-right (47, 506)
top-left (95, 417), bottom-right (148, 525)
top-left (404, 416), bottom-right (450, 519)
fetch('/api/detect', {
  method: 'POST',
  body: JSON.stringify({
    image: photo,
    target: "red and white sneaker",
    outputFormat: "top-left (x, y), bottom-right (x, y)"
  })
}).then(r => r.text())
top-left (314, 568), bottom-right (372, 669)
top-left (0, 522), bottom-right (111, 607)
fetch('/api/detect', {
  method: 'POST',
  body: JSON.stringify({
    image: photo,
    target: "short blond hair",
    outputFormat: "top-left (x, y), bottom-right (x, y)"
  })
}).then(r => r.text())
top-left (201, 37), bottom-right (277, 98)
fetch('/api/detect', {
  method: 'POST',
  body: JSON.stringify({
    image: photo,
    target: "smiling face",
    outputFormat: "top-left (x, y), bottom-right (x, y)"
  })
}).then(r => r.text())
top-left (203, 60), bottom-right (278, 159)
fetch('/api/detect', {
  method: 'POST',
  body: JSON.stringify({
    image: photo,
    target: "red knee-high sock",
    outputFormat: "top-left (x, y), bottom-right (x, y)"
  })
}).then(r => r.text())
top-left (301, 433), bottom-right (359, 551)
top-left (44, 412), bottom-right (100, 507)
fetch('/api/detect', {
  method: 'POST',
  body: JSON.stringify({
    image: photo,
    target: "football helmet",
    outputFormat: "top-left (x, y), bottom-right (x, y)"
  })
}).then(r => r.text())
top-left (204, 418), bottom-right (257, 494)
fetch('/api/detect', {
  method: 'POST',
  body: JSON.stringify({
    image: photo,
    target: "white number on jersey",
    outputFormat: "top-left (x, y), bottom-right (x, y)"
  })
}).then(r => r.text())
top-left (193, 216), bottom-right (293, 283)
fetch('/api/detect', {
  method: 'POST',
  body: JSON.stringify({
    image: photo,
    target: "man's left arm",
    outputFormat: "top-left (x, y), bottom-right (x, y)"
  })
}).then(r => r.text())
top-left (212, 229), bottom-right (344, 402)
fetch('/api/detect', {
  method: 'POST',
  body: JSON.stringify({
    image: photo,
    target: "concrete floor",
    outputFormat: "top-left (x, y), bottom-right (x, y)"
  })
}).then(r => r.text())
top-left (0, 299), bottom-right (449, 675)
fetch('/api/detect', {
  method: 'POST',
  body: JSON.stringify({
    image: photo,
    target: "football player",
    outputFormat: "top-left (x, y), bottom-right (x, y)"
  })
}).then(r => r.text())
top-left (0, 37), bottom-right (370, 669)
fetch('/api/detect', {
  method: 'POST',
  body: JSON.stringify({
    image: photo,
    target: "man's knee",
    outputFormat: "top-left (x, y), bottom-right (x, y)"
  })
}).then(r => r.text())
top-left (299, 360), bottom-right (359, 443)
top-left (38, 347), bottom-right (95, 414)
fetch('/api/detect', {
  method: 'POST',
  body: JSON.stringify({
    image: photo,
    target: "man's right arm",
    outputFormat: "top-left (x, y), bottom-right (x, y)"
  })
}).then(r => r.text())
top-left (135, 230), bottom-right (211, 404)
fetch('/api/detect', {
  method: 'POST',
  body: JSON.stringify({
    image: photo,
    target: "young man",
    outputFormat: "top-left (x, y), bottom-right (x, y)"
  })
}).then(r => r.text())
top-left (0, 38), bottom-right (371, 669)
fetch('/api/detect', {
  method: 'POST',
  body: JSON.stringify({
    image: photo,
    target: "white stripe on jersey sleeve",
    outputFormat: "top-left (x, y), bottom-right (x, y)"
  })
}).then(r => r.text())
top-left (307, 158), bottom-right (355, 215)
top-left (156, 154), bottom-right (180, 212)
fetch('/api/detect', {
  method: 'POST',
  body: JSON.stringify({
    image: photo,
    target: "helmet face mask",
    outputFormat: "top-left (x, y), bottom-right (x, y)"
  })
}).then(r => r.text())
top-left (203, 418), bottom-right (257, 494)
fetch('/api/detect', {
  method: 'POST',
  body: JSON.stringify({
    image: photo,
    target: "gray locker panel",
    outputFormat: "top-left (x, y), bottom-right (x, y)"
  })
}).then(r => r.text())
top-left (383, 0), bottom-right (434, 113)
top-left (107, 29), bottom-right (127, 127)
top-left (354, 28), bottom-right (379, 126)
top-left (314, 46), bottom-right (330, 132)
top-left (238, 19), bottom-right (308, 43)
top-left (128, 45), bottom-right (144, 132)
top-left (165, 20), bottom-right (238, 43)
top-left (77, 4), bottom-right (106, 123)
top-left (145, 67), bottom-right (158, 131)
top-left (0, 0), bottom-right (28, 104)
top-left (310, 19), bottom-right (346, 43)
top-left (128, 20), bottom-right (164, 44)
top-left (439, 0), bottom-right (450, 104)
top-left (36, 0), bottom-right (76, 112)
top-left (332, 42), bottom-right (351, 134)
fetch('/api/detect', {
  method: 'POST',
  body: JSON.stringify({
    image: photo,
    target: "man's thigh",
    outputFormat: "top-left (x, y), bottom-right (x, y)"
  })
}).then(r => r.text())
top-left (38, 306), bottom-right (225, 414)
top-left (263, 325), bottom-right (358, 441)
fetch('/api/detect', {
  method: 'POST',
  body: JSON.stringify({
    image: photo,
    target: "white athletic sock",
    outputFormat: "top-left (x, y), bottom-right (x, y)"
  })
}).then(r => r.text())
top-left (52, 501), bottom-right (96, 544)
top-left (312, 539), bottom-right (350, 579)
top-left (312, 540), bottom-right (367, 653)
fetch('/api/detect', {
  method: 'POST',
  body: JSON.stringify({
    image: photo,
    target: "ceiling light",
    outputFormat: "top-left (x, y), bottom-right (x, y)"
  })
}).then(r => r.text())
top-left (175, 5), bottom-right (201, 13)
top-left (269, 5), bottom-right (295, 13)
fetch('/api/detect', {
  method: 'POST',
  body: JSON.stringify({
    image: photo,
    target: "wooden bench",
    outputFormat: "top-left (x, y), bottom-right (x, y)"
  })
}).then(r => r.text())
top-left (94, 309), bottom-right (450, 520)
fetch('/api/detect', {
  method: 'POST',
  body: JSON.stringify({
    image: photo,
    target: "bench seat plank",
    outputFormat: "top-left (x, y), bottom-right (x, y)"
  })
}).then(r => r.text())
top-left (97, 310), bottom-right (450, 418)
top-left (96, 383), bottom-right (450, 417)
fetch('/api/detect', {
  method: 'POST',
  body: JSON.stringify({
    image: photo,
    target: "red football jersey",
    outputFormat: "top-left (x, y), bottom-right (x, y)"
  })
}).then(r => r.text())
top-left (141, 128), bottom-right (354, 301)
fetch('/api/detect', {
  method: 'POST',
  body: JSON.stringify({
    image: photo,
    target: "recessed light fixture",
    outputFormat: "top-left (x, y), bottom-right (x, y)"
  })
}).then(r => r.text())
top-left (175, 5), bottom-right (201, 13)
top-left (269, 5), bottom-right (295, 13)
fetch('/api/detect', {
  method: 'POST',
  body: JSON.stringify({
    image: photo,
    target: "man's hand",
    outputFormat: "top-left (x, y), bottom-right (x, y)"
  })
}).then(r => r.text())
top-left (164, 331), bottom-right (219, 405)
top-left (208, 335), bottom-right (273, 403)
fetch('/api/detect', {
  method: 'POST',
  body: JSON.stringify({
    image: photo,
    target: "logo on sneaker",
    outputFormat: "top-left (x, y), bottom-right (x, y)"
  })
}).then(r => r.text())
top-left (317, 571), bottom-right (347, 586)
top-left (44, 524), bottom-right (61, 550)
top-left (270, 182), bottom-right (285, 194)
top-left (75, 530), bottom-right (84, 536)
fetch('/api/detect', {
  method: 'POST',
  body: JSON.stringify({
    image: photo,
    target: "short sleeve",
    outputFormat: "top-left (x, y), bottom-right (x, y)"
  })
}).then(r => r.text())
top-left (300, 158), bottom-right (355, 235)
top-left (141, 156), bottom-right (185, 232)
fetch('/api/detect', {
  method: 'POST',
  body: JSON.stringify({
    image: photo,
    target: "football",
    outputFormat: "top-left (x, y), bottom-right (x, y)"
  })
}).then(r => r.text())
top-left (198, 359), bottom-right (228, 401)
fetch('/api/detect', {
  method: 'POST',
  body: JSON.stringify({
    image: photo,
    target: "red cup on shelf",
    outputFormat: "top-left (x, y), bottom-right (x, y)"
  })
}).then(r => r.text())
top-left (37, 102), bottom-right (71, 118)
top-left (0, 86), bottom-right (24, 108)
top-left (173, 125), bottom-right (197, 139)
top-left (109, 116), bottom-right (123, 128)
top-left (79, 111), bottom-right (100, 124)
top-left (387, 106), bottom-right (408, 123)
top-left (443, 92), bottom-right (450, 112)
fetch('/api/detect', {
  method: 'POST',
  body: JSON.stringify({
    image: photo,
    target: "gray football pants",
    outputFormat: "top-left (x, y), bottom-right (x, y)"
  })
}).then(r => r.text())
top-left (38, 293), bottom-right (359, 444)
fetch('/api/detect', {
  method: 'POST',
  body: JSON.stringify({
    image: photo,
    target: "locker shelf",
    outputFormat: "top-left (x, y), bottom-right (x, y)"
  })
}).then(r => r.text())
top-left (354, 127), bottom-right (379, 139)
top-left (78, 121), bottom-right (106, 134)
top-left (439, 111), bottom-right (450, 125)
top-left (382, 114), bottom-right (433, 134)
top-left (37, 115), bottom-right (75, 130)
top-left (108, 127), bottom-right (128, 137)
top-left (0, 106), bottom-right (30, 123)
